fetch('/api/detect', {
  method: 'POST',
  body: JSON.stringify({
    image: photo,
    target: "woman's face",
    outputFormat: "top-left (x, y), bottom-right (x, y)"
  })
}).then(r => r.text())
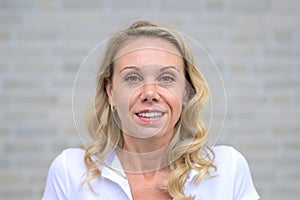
top-left (106, 37), bottom-right (188, 140)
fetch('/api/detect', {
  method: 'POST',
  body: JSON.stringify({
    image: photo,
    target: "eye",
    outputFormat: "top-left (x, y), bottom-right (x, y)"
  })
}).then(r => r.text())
top-left (158, 75), bottom-right (175, 84)
top-left (124, 74), bottom-right (142, 83)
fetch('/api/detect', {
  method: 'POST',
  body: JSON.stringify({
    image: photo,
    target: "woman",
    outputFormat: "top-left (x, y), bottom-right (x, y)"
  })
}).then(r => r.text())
top-left (43, 21), bottom-right (259, 200)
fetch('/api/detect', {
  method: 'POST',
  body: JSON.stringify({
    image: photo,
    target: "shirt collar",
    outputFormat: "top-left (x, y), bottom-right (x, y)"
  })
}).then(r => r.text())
top-left (101, 151), bottom-right (127, 179)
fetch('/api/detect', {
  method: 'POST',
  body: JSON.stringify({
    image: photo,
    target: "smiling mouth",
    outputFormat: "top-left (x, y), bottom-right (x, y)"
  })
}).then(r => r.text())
top-left (136, 112), bottom-right (164, 118)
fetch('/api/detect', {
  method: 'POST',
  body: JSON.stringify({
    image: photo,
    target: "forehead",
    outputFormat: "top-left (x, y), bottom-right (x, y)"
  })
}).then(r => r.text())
top-left (113, 37), bottom-right (184, 72)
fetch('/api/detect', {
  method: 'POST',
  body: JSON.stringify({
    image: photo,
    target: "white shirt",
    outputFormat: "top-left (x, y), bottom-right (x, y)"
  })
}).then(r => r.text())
top-left (42, 145), bottom-right (259, 200)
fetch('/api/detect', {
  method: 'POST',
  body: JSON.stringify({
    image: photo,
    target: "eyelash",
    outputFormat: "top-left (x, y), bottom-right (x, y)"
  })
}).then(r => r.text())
top-left (124, 74), bottom-right (142, 83)
top-left (158, 74), bottom-right (175, 83)
top-left (123, 73), bottom-right (176, 84)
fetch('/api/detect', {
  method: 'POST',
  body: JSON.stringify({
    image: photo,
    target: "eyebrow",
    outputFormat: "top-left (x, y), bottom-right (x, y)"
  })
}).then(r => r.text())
top-left (120, 65), bottom-right (180, 73)
top-left (160, 66), bottom-right (180, 72)
top-left (119, 66), bottom-right (140, 73)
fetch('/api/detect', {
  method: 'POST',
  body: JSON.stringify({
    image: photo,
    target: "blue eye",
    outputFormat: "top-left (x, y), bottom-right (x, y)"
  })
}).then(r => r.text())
top-left (124, 75), bottom-right (142, 83)
top-left (159, 75), bottom-right (175, 84)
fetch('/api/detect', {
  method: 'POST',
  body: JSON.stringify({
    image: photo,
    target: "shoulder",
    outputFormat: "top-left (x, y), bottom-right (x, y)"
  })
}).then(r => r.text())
top-left (212, 145), bottom-right (243, 158)
top-left (43, 148), bottom-right (88, 200)
top-left (212, 145), bottom-right (260, 199)
top-left (212, 145), bottom-right (247, 164)
top-left (51, 148), bottom-right (85, 172)
top-left (49, 148), bottom-right (87, 177)
top-left (211, 145), bottom-right (251, 178)
top-left (187, 145), bottom-right (259, 199)
top-left (59, 148), bottom-right (86, 162)
top-left (49, 148), bottom-right (86, 169)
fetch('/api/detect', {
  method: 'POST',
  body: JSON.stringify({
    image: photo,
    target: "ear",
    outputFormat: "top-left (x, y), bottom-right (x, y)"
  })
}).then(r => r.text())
top-left (183, 84), bottom-right (191, 106)
top-left (106, 81), bottom-right (113, 105)
top-left (183, 92), bottom-right (188, 106)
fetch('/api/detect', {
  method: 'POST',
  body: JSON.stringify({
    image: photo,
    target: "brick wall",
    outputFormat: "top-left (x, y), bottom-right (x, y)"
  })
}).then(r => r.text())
top-left (0, 0), bottom-right (299, 199)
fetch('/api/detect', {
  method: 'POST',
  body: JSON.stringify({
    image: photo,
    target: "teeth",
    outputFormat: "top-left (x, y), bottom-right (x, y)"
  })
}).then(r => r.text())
top-left (137, 112), bottom-right (163, 118)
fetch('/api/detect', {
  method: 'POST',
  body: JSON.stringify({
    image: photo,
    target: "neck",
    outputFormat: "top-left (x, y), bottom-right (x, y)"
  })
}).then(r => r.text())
top-left (117, 147), bottom-right (169, 173)
top-left (124, 136), bottom-right (171, 153)
top-left (118, 132), bottom-right (174, 173)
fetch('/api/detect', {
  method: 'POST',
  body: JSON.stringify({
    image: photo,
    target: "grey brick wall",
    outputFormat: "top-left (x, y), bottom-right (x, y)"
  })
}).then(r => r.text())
top-left (0, 0), bottom-right (299, 199)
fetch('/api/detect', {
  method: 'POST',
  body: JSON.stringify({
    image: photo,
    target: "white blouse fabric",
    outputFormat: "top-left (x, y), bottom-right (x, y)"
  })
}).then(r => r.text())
top-left (42, 145), bottom-right (260, 200)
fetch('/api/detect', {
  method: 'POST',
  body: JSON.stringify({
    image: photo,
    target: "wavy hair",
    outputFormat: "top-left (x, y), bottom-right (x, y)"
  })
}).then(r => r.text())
top-left (82, 20), bottom-right (216, 200)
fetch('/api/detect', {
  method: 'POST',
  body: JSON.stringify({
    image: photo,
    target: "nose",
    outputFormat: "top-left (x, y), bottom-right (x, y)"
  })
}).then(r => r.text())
top-left (139, 83), bottom-right (160, 102)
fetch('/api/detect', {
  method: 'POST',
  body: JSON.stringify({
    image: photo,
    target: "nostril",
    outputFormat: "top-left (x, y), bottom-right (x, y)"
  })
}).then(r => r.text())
top-left (140, 94), bottom-right (159, 102)
top-left (139, 84), bottom-right (160, 102)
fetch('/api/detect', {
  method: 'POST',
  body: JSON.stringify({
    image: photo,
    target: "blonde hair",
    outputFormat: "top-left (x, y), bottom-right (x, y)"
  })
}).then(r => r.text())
top-left (82, 20), bottom-right (216, 200)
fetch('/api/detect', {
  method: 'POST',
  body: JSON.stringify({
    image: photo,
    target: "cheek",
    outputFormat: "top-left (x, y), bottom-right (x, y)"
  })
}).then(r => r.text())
top-left (166, 86), bottom-right (186, 105)
top-left (169, 95), bottom-right (183, 114)
top-left (166, 88), bottom-right (187, 120)
top-left (162, 89), bottom-right (185, 114)
top-left (114, 91), bottom-right (128, 106)
top-left (113, 86), bottom-right (136, 114)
